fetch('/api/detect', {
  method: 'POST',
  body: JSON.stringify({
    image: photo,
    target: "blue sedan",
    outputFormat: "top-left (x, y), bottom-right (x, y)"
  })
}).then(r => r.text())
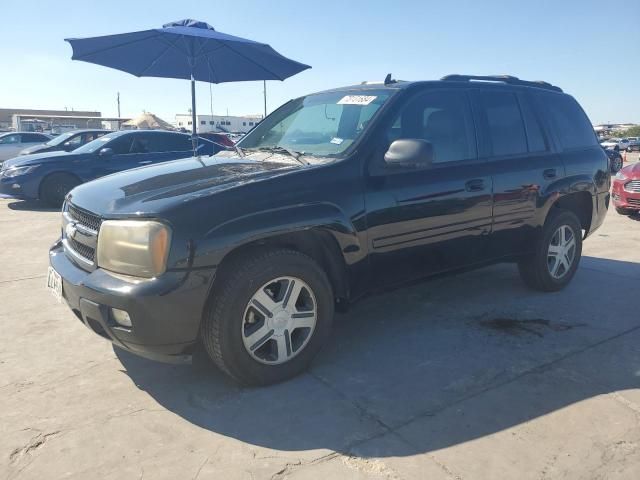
top-left (0, 130), bottom-right (215, 205)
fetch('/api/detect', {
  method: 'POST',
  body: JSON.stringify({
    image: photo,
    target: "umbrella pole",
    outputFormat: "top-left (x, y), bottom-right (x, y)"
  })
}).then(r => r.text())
top-left (191, 75), bottom-right (198, 156)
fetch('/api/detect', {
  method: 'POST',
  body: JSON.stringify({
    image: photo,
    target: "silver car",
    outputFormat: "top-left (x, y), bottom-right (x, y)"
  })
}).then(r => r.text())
top-left (0, 132), bottom-right (52, 163)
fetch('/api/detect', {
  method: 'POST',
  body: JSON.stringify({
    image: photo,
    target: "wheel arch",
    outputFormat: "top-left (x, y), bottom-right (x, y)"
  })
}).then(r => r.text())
top-left (37, 170), bottom-right (82, 200)
top-left (198, 203), bottom-right (361, 323)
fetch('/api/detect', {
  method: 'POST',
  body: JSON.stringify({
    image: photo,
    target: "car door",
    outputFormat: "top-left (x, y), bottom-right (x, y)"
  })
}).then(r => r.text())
top-left (471, 88), bottom-right (564, 258)
top-left (364, 88), bottom-right (493, 289)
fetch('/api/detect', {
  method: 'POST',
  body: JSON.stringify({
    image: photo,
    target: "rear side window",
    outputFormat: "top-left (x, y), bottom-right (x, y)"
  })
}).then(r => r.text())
top-left (164, 134), bottom-right (192, 151)
top-left (519, 95), bottom-right (548, 153)
top-left (535, 93), bottom-right (597, 150)
top-left (22, 133), bottom-right (49, 143)
top-left (478, 91), bottom-right (527, 156)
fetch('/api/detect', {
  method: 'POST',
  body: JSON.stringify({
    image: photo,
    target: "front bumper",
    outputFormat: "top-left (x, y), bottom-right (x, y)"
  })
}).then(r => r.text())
top-left (49, 241), bottom-right (215, 363)
top-left (612, 180), bottom-right (640, 210)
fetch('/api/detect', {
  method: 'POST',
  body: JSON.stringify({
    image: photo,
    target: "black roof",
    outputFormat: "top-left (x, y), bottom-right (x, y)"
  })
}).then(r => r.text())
top-left (320, 74), bottom-right (563, 95)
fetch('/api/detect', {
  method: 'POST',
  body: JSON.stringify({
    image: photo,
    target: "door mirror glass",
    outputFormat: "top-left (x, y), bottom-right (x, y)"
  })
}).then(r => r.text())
top-left (99, 147), bottom-right (114, 157)
top-left (384, 139), bottom-right (433, 168)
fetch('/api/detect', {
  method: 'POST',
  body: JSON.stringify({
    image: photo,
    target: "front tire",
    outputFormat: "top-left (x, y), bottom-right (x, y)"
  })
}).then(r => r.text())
top-left (611, 155), bottom-right (623, 173)
top-left (518, 210), bottom-right (582, 292)
top-left (616, 206), bottom-right (634, 216)
top-left (40, 173), bottom-right (80, 207)
top-left (201, 248), bottom-right (334, 386)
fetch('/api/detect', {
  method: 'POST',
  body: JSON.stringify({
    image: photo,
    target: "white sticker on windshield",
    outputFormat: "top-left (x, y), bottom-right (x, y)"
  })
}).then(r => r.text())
top-left (337, 95), bottom-right (377, 106)
top-left (330, 137), bottom-right (344, 145)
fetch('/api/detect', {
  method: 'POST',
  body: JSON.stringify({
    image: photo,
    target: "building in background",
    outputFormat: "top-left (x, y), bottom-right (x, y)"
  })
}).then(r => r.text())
top-left (594, 123), bottom-right (638, 136)
top-left (0, 108), bottom-right (130, 133)
top-left (174, 113), bottom-right (263, 134)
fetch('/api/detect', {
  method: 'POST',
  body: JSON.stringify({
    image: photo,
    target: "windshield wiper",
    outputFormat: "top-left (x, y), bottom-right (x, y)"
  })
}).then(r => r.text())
top-left (256, 146), bottom-right (309, 165)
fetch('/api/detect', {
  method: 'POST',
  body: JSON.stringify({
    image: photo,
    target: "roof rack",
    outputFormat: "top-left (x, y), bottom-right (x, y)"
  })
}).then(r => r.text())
top-left (440, 74), bottom-right (563, 93)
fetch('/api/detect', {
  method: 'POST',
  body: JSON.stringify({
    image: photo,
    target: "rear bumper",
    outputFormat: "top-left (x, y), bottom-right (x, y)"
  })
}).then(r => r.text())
top-left (49, 241), bottom-right (216, 363)
top-left (612, 181), bottom-right (640, 210)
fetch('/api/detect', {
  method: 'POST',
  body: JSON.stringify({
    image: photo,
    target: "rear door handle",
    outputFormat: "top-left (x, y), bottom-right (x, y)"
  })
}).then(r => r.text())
top-left (543, 168), bottom-right (557, 180)
top-left (139, 160), bottom-right (153, 165)
top-left (465, 179), bottom-right (485, 192)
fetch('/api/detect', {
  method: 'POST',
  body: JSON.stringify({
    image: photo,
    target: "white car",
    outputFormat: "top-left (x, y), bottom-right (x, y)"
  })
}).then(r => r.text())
top-left (600, 137), bottom-right (630, 151)
top-left (0, 132), bottom-right (52, 163)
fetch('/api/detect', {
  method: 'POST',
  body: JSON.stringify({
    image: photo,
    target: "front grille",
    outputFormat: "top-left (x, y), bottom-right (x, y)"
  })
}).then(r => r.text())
top-left (624, 180), bottom-right (640, 193)
top-left (68, 236), bottom-right (96, 262)
top-left (68, 203), bottom-right (102, 232)
top-left (63, 202), bottom-right (101, 267)
top-left (627, 198), bottom-right (640, 207)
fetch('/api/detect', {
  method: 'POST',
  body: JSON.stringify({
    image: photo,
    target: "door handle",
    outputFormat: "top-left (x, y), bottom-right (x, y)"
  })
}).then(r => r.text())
top-left (543, 168), bottom-right (557, 180)
top-left (139, 160), bottom-right (153, 165)
top-left (465, 179), bottom-right (485, 192)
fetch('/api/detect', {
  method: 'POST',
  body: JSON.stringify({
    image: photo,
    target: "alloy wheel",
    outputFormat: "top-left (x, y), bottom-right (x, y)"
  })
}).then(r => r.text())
top-left (241, 276), bottom-right (317, 365)
top-left (547, 225), bottom-right (576, 279)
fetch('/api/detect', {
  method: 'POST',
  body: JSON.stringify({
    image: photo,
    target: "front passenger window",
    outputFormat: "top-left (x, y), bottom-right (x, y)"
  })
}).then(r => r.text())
top-left (385, 91), bottom-right (477, 164)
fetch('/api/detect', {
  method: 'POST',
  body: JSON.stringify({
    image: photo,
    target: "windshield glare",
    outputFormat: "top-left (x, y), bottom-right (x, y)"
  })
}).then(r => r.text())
top-left (239, 90), bottom-right (392, 158)
top-left (74, 132), bottom-right (118, 154)
top-left (46, 131), bottom-right (76, 146)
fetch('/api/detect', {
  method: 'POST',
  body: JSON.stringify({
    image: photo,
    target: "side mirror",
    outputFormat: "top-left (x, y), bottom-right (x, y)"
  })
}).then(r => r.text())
top-left (62, 142), bottom-right (74, 151)
top-left (99, 147), bottom-right (114, 157)
top-left (384, 139), bottom-right (434, 168)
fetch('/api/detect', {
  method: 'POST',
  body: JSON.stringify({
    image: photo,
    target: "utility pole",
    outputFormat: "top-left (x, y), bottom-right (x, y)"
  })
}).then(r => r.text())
top-left (117, 92), bottom-right (121, 130)
top-left (263, 80), bottom-right (267, 118)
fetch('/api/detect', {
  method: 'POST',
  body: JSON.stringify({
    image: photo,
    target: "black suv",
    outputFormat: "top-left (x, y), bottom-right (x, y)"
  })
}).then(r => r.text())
top-left (49, 75), bottom-right (610, 385)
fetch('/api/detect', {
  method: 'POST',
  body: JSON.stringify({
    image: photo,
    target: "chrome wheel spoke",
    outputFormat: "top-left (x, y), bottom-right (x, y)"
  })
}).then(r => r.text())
top-left (245, 323), bottom-right (274, 351)
top-left (283, 279), bottom-right (303, 309)
top-left (275, 332), bottom-right (291, 361)
top-left (251, 289), bottom-right (279, 317)
top-left (292, 312), bottom-right (315, 329)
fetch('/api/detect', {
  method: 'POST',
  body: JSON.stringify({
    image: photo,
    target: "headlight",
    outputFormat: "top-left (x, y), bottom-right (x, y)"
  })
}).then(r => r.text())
top-left (615, 171), bottom-right (628, 181)
top-left (1, 165), bottom-right (38, 178)
top-left (97, 220), bottom-right (172, 278)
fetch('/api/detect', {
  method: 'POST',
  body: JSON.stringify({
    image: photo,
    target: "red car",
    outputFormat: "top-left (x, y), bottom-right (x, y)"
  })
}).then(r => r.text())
top-left (612, 162), bottom-right (640, 215)
top-left (197, 132), bottom-right (236, 152)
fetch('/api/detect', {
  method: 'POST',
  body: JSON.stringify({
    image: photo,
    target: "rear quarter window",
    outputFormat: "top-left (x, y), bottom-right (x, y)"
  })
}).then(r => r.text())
top-left (534, 92), bottom-right (597, 150)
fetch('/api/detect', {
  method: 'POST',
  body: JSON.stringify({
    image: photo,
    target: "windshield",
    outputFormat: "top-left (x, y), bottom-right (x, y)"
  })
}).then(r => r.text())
top-left (239, 90), bottom-right (393, 158)
top-left (74, 132), bottom-right (120, 154)
top-left (46, 131), bottom-right (76, 146)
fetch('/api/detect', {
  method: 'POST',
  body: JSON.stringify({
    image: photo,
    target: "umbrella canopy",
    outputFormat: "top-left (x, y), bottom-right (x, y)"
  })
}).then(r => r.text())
top-left (65, 19), bottom-right (310, 153)
top-left (122, 112), bottom-right (174, 130)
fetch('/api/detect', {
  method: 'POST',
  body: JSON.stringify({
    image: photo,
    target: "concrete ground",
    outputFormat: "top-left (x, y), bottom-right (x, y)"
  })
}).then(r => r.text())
top-left (1, 155), bottom-right (640, 479)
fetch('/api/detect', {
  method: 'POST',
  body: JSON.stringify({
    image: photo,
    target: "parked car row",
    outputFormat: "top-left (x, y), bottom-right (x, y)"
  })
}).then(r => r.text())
top-left (0, 130), bottom-right (220, 205)
top-left (600, 136), bottom-right (640, 152)
top-left (0, 132), bottom-right (53, 162)
top-left (44, 75), bottom-right (610, 385)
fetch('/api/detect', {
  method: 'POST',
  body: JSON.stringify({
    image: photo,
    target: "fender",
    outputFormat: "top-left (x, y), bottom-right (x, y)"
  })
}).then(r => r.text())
top-left (192, 201), bottom-right (364, 271)
top-left (535, 172), bottom-right (598, 234)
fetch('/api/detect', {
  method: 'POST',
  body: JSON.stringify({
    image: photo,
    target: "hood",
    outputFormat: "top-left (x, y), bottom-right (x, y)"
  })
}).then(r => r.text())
top-left (621, 162), bottom-right (640, 178)
top-left (20, 143), bottom-right (51, 155)
top-left (68, 152), bottom-right (304, 215)
top-left (2, 150), bottom-right (73, 168)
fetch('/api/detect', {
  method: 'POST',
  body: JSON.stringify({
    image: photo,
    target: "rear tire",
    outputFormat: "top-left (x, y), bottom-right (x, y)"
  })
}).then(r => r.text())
top-left (40, 173), bottom-right (80, 207)
top-left (518, 210), bottom-right (582, 292)
top-left (201, 248), bottom-right (334, 386)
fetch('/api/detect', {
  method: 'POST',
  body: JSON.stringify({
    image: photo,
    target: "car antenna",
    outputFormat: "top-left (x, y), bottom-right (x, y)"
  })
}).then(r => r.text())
top-left (384, 73), bottom-right (396, 86)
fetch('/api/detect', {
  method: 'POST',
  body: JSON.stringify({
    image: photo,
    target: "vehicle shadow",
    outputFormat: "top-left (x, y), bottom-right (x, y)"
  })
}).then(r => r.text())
top-left (6, 199), bottom-right (58, 212)
top-left (115, 256), bottom-right (640, 457)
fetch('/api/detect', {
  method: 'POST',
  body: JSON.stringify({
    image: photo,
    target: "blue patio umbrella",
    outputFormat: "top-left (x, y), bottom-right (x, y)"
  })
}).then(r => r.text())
top-left (65, 19), bottom-right (310, 154)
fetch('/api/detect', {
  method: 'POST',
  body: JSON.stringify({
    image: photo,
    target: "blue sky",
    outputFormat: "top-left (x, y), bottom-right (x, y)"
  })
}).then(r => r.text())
top-left (1, 0), bottom-right (638, 124)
